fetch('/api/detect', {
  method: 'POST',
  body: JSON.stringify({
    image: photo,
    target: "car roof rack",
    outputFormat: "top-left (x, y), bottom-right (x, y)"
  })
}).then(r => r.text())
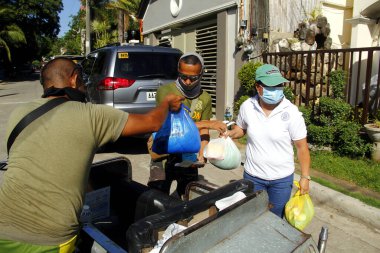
top-left (97, 42), bottom-right (121, 49)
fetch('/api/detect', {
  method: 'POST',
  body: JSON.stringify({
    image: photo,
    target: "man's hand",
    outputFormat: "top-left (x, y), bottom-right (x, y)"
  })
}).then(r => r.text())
top-left (121, 94), bottom-right (183, 136)
top-left (195, 120), bottom-right (227, 133)
top-left (196, 156), bottom-right (206, 168)
top-left (225, 125), bottom-right (245, 139)
top-left (164, 94), bottom-right (184, 111)
top-left (209, 120), bottom-right (227, 133)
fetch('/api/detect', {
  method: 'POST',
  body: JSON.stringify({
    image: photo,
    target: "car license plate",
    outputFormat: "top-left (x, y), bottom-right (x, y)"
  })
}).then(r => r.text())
top-left (147, 92), bottom-right (156, 101)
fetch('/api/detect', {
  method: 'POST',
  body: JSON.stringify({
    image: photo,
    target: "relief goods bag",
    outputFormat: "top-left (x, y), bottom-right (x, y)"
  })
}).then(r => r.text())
top-left (152, 104), bottom-right (201, 154)
top-left (203, 137), bottom-right (226, 160)
top-left (285, 181), bottom-right (315, 230)
top-left (204, 137), bottom-right (241, 170)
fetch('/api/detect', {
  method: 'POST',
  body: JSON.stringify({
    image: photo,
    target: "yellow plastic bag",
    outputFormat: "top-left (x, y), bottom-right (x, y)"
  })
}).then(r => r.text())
top-left (285, 181), bottom-right (315, 230)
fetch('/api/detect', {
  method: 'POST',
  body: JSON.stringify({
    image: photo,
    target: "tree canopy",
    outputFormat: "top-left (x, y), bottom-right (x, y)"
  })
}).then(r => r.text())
top-left (0, 0), bottom-right (63, 68)
top-left (0, 5), bottom-right (26, 62)
top-left (0, 0), bottom-right (143, 72)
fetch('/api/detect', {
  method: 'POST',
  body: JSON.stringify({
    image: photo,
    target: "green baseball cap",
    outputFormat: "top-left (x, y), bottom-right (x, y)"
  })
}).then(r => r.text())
top-left (255, 64), bottom-right (289, 86)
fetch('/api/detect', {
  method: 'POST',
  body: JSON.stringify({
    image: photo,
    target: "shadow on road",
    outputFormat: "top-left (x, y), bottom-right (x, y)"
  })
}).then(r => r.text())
top-left (1, 72), bottom-right (40, 83)
top-left (98, 137), bottom-right (149, 155)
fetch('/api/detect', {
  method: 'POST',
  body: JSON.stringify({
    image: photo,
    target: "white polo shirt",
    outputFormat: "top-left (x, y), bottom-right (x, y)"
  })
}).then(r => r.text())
top-left (236, 96), bottom-right (307, 180)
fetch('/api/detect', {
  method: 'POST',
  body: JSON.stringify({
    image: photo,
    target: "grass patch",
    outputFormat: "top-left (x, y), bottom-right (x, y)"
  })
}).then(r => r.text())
top-left (310, 150), bottom-right (380, 193)
top-left (312, 177), bottom-right (380, 208)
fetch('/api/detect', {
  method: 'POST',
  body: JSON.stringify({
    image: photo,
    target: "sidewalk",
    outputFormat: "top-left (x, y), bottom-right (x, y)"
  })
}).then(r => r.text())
top-left (225, 134), bottom-right (380, 230)
top-left (304, 173), bottom-right (380, 229)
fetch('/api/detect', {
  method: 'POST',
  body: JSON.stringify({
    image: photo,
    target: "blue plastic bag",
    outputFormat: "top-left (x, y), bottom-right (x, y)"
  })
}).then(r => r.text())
top-left (152, 104), bottom-right (201, 154)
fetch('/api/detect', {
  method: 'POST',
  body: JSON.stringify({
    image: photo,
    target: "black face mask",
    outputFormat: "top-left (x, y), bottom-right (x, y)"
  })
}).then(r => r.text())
top-left (175, 78), bottom-right (202, 99)
top-left (42, 87), bottom-right (87, 103)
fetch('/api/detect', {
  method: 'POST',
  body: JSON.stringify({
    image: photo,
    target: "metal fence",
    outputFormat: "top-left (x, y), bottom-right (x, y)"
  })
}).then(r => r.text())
top-left (261, 46), bottom-right (380, 124)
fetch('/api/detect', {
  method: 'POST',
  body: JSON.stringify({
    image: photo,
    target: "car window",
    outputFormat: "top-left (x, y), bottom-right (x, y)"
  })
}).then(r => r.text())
top-left (81, 56), bottom-right (96, 76)
top-left (114, 52), bottom-right (180, 79)
top-left (92, 51), bottom-right (107, 77)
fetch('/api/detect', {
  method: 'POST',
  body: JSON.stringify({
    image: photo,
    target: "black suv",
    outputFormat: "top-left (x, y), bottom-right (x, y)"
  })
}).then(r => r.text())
top-left (81, 44), bottom-right (182, 114)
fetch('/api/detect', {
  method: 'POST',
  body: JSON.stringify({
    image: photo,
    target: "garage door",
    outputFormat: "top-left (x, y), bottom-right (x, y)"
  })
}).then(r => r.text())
top-left (196, 24), bottom-right (217, 110)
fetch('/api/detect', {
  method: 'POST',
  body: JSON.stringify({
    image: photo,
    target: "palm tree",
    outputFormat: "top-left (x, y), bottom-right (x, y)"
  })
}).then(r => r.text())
top-left (0, 7), bottom-right (26, 62)
top-left (106, 0), bottom-right (140, 43)
top-left (92, 19), bottom-right (117, 48)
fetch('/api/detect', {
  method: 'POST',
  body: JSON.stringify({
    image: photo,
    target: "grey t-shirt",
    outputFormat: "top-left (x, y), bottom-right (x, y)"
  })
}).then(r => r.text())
top-left (0, 98), bottom-right (128, 244)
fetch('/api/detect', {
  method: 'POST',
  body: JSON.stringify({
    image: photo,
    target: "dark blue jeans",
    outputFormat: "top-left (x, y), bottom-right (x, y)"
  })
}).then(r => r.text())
top-left (244, 171), bottom-right (294, 218)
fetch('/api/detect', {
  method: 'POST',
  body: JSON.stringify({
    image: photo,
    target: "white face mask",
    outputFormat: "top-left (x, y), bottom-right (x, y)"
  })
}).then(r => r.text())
top-left (259, 86), bottom-right (284, 104)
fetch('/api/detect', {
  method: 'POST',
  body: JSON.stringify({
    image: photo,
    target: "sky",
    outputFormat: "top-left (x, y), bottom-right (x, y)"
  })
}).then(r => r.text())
top-left (58, 0), bottom-right (82, 37)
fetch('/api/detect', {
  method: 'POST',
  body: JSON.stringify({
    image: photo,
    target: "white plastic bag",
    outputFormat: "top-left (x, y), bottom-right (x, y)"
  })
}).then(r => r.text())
top-left (149, 223), bottom-right (187, 253)
top-left (204, 137), bottom-right (241, 170)
top-left (203, 137), bottom-right (226, 160)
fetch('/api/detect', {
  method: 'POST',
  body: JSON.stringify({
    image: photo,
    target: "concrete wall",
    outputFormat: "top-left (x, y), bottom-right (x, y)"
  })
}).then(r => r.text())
top-left (269, 0), bottom-right (321, 34)
top-left (321, 2), bottom-right (353, 48)
top-left (216, 9), bottom-right (238, 120)
top-left (171, 28), bottom-right (197, 53)
top-left (350, 0), bottom-right (379, 48)
top-left (347, 0), bottom-right (380, 106)
top-left (267, 0), bottom-right (354, 49)
top-left (142, 0), bottom-right (236, 34)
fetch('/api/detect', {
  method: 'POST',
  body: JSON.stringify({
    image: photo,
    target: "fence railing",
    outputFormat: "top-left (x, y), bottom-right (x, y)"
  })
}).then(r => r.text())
top-left (261, 46), bottom-right (380, 124)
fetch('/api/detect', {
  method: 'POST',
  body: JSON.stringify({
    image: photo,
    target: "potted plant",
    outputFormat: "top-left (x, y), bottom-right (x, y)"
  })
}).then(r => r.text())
top-left (364, 119), bottom-right (380, 162)
top-left (364, 118), bottom-right (380, 143)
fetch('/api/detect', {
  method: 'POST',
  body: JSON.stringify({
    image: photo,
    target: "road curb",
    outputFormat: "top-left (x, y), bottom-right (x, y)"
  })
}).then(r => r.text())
top-left (300, 174), bottom-right (380, 230)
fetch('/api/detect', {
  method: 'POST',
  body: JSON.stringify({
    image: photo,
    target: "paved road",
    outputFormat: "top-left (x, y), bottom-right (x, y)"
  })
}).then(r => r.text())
top-left (1, 78), bottom-right (380, 252)
top-left (0, 75), bottom-right (42, 159)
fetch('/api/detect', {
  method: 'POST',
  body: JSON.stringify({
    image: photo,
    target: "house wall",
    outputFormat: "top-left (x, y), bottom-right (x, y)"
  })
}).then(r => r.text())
top-left (268, 0), bottom-right (320, 34)
top-left (321, 2), bottom-right (353, 48)
top-left (142, 0), bottom-right (236, 34)
top-left (350, 0), bottom-right (379, 48)
top-left (216, 9), bottom-right (237, 119)
top-left (267, 0), bottom-right (353, 49)
top-left (171, 27), bottom-right (197, 52)
top-left (347, 0), bottom-right (380, 106)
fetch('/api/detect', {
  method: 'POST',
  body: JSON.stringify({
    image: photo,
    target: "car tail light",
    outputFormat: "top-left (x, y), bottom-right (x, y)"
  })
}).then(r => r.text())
top-left (97, 77), bottom-right (135, 90)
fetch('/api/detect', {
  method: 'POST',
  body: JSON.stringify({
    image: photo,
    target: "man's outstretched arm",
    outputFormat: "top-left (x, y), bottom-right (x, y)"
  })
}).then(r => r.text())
top-left (121, 94), bottom-right (183, 136)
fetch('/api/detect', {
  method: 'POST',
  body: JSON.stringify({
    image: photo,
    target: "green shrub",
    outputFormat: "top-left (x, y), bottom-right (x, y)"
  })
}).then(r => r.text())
top-left (234, 61), bottom-right (264, 116)
top-left (234, 95), bottom-right (250, 115)
top-left (299, 106), bottom-right (312, 126)
top-left (32, 60), bottom-right (41, 69)
top-left (307, 124), bottom-right (335, 147)
top-left (329, 69), bottom-right (346, 99)
top-left (314, 97), bottom-right (353, 126)
top-left (333, 121), bottom-right (371, 157)
top-left (283, 86), bottom-right (295, 102)
top-left (237, 61), bottom-right (263, 94)
top-left (306, 95), bottom-right (372, 158)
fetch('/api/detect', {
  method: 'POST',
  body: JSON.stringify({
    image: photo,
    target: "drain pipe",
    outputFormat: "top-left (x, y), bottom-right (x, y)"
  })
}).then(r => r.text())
top-left (317, 226), bottom-right (328, 253)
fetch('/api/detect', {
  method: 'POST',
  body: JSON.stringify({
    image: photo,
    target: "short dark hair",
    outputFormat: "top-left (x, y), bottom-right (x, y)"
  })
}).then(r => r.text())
top-left (40, 57), bottom-right (76, 88)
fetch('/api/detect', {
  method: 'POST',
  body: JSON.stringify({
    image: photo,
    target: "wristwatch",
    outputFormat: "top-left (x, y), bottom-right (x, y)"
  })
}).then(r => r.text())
top-left (301, 175), bottom-right (311, 180)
